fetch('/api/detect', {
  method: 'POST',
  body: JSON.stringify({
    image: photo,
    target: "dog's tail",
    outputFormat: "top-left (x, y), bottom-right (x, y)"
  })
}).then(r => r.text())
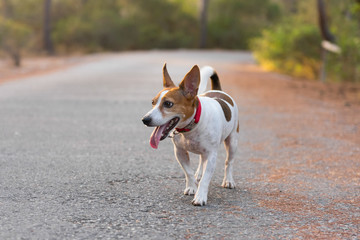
top-left (198, 66), bottom-right (222, 94)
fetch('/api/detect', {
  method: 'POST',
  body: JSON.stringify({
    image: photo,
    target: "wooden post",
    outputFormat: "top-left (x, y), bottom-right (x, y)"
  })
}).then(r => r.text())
top-left (317, 0), bottom-right (336, 82)
top-left (319, 47), bottom-right (327, 82)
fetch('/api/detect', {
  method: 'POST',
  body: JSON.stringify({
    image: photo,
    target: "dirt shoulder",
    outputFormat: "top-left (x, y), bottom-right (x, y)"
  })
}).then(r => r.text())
top-left (221, 63), bottom-right (360, 239)
top-left (0, 54), bottom-right (110, 84)
top-left (223, 64), bottom-right (360, 143)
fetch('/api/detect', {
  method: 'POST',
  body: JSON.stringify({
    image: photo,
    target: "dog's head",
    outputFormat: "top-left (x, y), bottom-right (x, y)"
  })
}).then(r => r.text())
top-left (142, 64), bottom-right (200, 149)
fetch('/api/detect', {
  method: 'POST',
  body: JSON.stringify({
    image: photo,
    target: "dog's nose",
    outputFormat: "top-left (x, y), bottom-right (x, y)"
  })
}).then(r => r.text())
top-left (142, 116), bottom-right (152, 126)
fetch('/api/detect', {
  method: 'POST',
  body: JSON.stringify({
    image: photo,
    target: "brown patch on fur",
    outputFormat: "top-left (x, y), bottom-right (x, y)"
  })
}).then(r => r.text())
top-left (202, 91), bottom-right (234, 106)
top-left (237, 120), bottom-right (239, 132)
top-left (179, 65), bottom-right (200, 99)
top-left (163, 64), bottom-right (175, 88)
top-left (159, 87), bottom-right (197, 121)
top-left (152, 88), bottom-right (170, 106)
top-left (214, 99), bottom-right (232, 122)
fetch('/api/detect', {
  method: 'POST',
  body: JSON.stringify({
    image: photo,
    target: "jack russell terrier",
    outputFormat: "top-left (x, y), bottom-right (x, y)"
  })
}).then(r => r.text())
top-left (142, 64), bottom-right (239, 206)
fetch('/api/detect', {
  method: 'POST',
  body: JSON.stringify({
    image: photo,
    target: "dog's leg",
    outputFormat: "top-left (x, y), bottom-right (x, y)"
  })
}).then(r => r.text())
top-left (222, 131), bottom-right (238, 189)
top-left (192, 151), bottom-right (217, 206)
top-left (174, 146), bottom-right (197, 195)
top-left (194, 155), bottom-right (203, 184)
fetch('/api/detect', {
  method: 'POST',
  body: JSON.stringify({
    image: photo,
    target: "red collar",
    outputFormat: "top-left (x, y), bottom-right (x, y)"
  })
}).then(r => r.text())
top-left (175, 99), bottom-right (201, 133)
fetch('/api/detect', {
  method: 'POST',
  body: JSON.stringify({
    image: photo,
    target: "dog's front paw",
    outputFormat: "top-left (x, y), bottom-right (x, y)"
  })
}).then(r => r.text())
top-left (221, 179), bottom-right (236, 189)
top-left (192, 194), bottom-right (207, 206)
top-left (184, 186), bottom-right (197, 195)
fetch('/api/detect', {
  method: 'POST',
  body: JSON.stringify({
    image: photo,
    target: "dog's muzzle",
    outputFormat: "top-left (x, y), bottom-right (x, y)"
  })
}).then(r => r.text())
top-left (142, 116), bottom-right (152, 126)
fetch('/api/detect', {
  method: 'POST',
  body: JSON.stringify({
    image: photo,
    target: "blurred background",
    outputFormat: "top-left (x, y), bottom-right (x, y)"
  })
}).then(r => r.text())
top-left (0, 0), bottom-right (359, 82)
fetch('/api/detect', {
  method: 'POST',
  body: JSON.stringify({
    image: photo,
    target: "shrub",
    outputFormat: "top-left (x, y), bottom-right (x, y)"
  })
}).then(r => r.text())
top-left (207, 0), bottom-right (281, 49)
top-left (251, 21), bottom-right (322, 80)
top-left (0, 17), bottom-right (32, 66)
top-left (324, 35), bottom-right (360, 83)
top-left (52, 0), bottom-right (198, 52)
top-left (251, 0), bottom-right (360, 83)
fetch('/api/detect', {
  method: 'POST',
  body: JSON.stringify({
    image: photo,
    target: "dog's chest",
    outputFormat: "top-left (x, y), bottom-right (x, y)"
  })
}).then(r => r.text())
top-left (172, 131), bottom-right (217, 154)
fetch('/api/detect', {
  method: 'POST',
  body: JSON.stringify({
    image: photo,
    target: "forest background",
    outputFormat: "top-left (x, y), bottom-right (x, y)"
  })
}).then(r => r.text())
top-left (0, 0), bottom-right (359, 83)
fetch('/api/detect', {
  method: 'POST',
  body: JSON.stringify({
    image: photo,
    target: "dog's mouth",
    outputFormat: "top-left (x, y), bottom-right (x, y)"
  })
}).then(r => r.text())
top-left (150, 117), bottom-right (180, 149)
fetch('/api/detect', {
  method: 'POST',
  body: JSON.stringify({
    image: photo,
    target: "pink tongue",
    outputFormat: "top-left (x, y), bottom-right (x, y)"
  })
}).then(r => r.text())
top-left (150, 124), bottom-right (167, 149)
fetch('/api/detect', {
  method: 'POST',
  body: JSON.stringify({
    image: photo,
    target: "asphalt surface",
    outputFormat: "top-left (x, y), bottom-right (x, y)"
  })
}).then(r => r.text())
top-left (0, 50), bottom-right (359, 239)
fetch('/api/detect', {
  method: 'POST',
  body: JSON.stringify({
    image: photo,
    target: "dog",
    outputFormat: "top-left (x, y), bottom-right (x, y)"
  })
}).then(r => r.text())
top-left (142, 64), bottom-right (239, 206)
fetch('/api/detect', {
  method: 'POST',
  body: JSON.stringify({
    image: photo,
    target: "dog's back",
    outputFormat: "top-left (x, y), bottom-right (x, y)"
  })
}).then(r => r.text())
top-left (198, 66), bottom-right (239, 140)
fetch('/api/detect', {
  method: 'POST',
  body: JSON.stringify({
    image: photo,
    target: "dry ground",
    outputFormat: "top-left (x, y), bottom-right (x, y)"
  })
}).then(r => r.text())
top-left (0, 54), bottom-right (105, 83)
top-left (222, 64), bottom-right (360, 239)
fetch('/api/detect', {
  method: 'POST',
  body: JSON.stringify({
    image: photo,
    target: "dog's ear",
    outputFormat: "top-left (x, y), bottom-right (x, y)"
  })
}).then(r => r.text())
top-left (179, 65), bottom-right (200, 98)
top-left (163, 63), bottom-right (175, 88)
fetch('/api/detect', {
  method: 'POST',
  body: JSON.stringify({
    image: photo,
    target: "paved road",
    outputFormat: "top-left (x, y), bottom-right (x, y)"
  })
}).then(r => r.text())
top-left (0, 51), bottom-right (359, 239)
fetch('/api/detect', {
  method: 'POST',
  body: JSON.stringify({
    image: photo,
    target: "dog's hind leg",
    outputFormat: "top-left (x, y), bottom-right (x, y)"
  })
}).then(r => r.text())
top-left (174, 146), bottom-right (197, 195)
top-left (222, 131), bottom-right (238, 189)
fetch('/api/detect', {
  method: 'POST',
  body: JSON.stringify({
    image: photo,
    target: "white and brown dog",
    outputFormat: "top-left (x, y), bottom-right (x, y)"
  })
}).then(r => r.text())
top-left (142, 64), bottom-right (239, 206)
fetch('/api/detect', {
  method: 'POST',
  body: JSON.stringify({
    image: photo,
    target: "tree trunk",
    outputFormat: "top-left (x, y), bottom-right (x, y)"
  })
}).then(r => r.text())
top-left (199, 0), bottom-right (209, 48)
top-left (317, 0), bottom-right (335, 42)
top-left (357, 0), bottom-right (360, 26)
top-left (2, 0), bottom-right (12, 18)
top-left (43, 0), bottom-right (54, 55)
top-left (11, 51), bottom-right (21, 67)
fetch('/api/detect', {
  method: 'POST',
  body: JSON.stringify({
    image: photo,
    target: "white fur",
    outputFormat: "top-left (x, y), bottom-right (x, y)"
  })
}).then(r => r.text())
top-left (143, 90), bottom-right (169, 126)
top-left (172, 93), bottom-right (239, 206)
top-left (198, 66), bottom-right (215, 94)
top-left (143, 66), bottom-right (239, 206)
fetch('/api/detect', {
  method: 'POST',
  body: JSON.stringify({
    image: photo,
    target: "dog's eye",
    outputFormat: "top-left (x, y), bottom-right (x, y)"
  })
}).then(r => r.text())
top-left (163, 101), bottom-right (174, 108)
top-left (151, 100), bottom-right (155, 105)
